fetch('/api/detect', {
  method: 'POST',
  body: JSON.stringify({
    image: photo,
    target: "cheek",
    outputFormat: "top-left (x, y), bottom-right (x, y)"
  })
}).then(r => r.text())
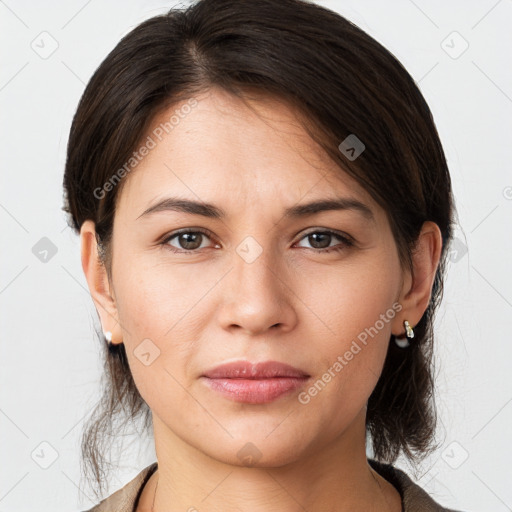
top-left (111, 256), bottom-right (206, 403)
top-left (299, 249), bottom-right (400, 348)
top-left (295, 251), bottom-right (400, 415)
top-left (114, 249), bottom-right (212, 334)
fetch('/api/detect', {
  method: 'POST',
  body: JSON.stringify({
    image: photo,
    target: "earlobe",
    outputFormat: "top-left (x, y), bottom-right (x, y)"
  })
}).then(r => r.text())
top-left (80, 220), bottom-right (123, 344)
top-left (392, 221), bottom-right (443, 337)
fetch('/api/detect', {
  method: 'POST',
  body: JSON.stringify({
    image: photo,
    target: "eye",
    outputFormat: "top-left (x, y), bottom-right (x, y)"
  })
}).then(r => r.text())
top-left (160, 228), bottom-right (354, 254)
top-left (294, 230), bottom-right (354, 253)
top-left (161, 228), bottom-right (217, 253)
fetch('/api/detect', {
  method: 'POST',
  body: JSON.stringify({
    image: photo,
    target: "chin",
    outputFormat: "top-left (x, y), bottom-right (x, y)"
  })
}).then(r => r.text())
top-left (195, 430), bottom-right (309, 469)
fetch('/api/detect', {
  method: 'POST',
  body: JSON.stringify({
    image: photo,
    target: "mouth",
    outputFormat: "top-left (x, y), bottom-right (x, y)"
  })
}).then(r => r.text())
top-left (200, 360), bottom-right (310, 404)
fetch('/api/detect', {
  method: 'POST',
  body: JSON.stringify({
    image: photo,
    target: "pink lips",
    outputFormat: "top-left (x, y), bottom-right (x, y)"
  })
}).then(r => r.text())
top-left (201, 360), bottom-right (310, 404)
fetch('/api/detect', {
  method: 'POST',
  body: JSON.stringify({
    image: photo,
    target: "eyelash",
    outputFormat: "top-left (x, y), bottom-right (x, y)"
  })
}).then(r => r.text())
top-left (160, 228), bottom-right (354, 255)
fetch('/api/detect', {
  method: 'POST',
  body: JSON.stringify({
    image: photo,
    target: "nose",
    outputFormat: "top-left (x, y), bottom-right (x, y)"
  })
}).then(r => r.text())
top-left (216, 241), bottom-right (298, 336)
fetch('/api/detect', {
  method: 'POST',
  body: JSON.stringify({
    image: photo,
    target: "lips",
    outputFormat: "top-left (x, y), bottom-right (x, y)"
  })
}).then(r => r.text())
top-left (201, 360), bottom-right (310, 404)
top-left (201, 360), bottom-right (310, 379)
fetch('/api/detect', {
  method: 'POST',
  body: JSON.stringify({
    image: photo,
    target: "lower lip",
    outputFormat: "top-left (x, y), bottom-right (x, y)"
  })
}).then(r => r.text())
top-left (201, 377), bottom-right (309, 404)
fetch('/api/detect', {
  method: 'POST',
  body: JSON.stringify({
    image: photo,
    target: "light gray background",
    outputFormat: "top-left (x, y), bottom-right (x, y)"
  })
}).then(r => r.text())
top-left (1, 1), bottom-right (511, 510)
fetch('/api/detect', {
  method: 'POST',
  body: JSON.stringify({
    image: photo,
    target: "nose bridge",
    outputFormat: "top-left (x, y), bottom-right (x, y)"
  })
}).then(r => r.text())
top-left (218, 233), bottom-right (295, 334)
top-left (233, 233), bottom-right (282, 302)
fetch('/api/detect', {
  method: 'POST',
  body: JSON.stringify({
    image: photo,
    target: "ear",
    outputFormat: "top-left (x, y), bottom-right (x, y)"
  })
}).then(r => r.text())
top-left (392, 221), bottom-right (443, 337)
top-left (80, 220), bottom-right (123, 345)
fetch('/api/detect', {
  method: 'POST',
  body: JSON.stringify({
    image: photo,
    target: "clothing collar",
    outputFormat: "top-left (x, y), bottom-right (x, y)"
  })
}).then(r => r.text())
top-left (86, 458), bottom-right (458, 512)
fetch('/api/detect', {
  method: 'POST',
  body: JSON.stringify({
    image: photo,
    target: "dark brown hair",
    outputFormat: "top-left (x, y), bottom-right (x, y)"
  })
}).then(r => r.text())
top-left (62, 0), bottom-right (456, 499)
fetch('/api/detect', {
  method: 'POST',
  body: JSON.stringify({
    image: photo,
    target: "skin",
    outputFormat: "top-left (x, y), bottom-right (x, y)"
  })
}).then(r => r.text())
top-left (81, 86), bottom-right (442, 512)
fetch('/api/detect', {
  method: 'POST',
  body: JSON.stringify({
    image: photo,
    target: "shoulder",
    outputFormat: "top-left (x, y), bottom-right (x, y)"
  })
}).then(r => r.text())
top-left (368, 458), bottom-right (464, 512)
top-left (82, 462), bottom-right (158, 512)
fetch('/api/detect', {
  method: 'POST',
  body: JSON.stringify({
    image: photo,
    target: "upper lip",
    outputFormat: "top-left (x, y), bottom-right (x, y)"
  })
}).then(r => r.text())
top-left (202, 360), bottom-right (310, 379)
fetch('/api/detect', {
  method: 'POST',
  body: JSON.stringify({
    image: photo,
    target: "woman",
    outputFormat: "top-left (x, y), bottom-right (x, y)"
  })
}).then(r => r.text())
top-left (62, 0), bottom-right (461, 510)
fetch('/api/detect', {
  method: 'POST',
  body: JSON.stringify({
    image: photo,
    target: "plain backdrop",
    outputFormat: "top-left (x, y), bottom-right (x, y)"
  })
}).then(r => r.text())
top-left (1, 1), bottom-right (511, 511)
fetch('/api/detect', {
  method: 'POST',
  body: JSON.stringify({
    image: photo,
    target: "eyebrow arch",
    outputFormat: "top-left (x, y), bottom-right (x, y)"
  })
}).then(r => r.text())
top-left (136, 196), bottom-right (375, 222)
top-left (284, 197), bottom-right (375, 222)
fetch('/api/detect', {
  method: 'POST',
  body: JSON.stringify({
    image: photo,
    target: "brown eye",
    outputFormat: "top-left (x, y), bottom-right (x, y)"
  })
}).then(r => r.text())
top-left (162, 229), bottom-right (215, 253)
top-left (295, 230), bottom-right (353, 253)
top-left (175, 232), bottom-right (204, 250)
top-left (306, 232), bottom-right (331, 249)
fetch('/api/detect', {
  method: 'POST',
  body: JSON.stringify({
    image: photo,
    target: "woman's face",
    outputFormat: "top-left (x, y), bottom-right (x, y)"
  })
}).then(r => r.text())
top-left (97, 87), bottom-right (408, 465)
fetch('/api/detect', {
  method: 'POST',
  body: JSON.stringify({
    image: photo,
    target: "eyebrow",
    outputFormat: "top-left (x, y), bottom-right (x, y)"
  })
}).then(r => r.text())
top-left (136, 196), bottom-right (375, 222)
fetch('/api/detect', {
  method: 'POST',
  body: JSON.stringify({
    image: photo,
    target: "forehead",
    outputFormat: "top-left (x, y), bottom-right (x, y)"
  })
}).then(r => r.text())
top-left (116, 87), bottom-right (379, 219)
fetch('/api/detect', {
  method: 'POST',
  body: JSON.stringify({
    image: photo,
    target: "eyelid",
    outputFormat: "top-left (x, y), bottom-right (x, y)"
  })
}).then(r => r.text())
top-left (295, 227), bottom-right (355, 244)
top-left (160, 227), bottom-right (217, 247)
top-left (163, 226), bottom-right (215, 239)
top-left (160, 226), bottom-right (355, 253)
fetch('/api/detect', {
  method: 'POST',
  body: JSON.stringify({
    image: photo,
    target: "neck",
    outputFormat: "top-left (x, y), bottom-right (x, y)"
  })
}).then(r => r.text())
top-left (138, 409), bottom-right (401, 512)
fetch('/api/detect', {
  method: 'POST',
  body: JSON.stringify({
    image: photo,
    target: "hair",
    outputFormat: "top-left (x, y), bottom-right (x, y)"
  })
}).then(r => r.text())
top-left (62, 0), bottom-right (456, 500)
